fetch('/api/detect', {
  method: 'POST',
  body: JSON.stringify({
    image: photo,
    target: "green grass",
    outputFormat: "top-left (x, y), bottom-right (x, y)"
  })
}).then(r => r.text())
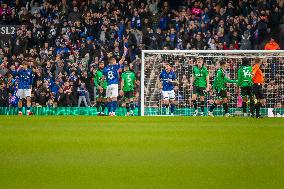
top-left (0, 116), bottom-right (284, 189)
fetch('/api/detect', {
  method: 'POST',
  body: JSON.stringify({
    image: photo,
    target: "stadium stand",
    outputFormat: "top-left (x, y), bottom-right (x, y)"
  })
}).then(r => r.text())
top-left (0, 0), bottom-right (283, 110)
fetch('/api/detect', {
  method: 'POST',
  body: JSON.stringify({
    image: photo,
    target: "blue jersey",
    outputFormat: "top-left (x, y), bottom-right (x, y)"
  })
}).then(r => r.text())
top-left (159, 69), bottom-right (176, 91)
top-left (103, 64), bottom-right (121, 85)
top-left (17, 68), bottom-right (33, 89)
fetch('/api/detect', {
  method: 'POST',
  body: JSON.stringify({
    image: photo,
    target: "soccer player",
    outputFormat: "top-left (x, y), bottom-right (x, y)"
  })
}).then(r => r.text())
top-left (208, 60), bottom-right (237, 117)
top-left (16, 62), bottom-right (33, 115)
top-left (159, 63), bottom-right (179, 115)
top-left (237, 58), bottom-right (254, 116)
top-left (94, 61), bottom-right (107, 115)
top-left (191, 57), bottom-right (210, 116)
top-left (120, 64), bottom-right (136, 116)
top-left (103, 47), bottom-right (128, 116)
top-left (252, 58), bottom-right (265, 118)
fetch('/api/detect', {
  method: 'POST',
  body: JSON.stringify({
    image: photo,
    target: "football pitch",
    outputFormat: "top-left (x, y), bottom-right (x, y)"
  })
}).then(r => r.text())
top-left (0, 116), bottom-right (283, 189)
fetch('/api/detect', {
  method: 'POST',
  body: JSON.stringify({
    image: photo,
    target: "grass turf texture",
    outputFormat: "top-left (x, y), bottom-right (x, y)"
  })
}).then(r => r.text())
top-left (0, 116), bottom-right (284, 189)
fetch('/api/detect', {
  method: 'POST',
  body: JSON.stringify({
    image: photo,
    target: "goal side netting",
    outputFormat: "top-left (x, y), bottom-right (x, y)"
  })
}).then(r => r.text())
top-left (141, 50), bottom-right (284, 116)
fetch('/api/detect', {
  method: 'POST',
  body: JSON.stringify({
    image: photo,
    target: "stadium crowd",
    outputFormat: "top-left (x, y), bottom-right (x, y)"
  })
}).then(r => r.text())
top-left (0, 0), bottom-right (283, 109)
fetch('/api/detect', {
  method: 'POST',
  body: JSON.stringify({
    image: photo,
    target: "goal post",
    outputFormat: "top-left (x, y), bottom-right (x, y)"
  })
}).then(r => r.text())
top-left (141, 50), bottom-right (284, 116)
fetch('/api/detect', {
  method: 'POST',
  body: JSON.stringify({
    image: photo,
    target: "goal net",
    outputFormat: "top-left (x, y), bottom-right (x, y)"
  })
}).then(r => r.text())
top-left (141, 50), bottom-right (284, 116)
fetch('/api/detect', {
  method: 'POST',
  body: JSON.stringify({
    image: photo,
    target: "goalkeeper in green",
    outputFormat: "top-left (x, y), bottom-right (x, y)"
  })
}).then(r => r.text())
top-left (191, 57), bottom-right (210, 116)
top-left (94, 62), bottom-right (107, 115)
top-left (237, 58), bottom-right (254, 116)
top-left (120, 64), bottom-right (136, 116)
top-left (208, 60), bottom-right (237, 117)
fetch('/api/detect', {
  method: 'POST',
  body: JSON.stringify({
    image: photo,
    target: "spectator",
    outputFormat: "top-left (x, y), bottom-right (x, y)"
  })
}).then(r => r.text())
top-left (240, 31), bottom-right (252, 50)
top-left (77, 83), bottom-right (88, 107)
top-left (0, 82), bottom-right (8, 106)
top-left (264, 38), bottom-right (281, 50)
top-left (0, 0), bottom-right (282, 111)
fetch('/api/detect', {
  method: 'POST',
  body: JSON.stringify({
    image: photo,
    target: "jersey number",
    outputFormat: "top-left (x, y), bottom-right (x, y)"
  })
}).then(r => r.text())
top-left (127, 75), bottom-right (132, 83)
top-left (107, 71), bottom-right (114, 80)
top-left (243, 70), bottom-right (252, 78)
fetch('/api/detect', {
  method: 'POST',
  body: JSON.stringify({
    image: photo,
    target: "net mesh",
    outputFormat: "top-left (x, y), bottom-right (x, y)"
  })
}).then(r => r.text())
top-left (142, 51), bottom-right (284, 116)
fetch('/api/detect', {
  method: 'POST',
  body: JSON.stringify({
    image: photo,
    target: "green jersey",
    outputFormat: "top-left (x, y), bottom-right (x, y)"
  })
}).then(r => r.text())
top-left (213, 68), bottom-right (237, 92)
top-left (94, 69), bottom-right (107, 89)
top-left (121, 71), bottom-right (136, 91)
top-left (237, 66), bottom-right (253, 87)
top-left (192, 66), bottom-right (209, 88)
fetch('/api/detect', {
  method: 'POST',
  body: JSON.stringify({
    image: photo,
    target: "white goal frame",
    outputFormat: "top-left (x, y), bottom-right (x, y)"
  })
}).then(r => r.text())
top-left (141, 50), bottom-right (284, 116)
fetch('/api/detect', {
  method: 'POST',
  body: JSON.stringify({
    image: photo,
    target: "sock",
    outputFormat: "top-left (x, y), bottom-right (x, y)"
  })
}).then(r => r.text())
top-left (256, 102), bottom-right (261, 117)
top-left (27, 107), bottom-right (30, 112)
top-left (209, 103), bottom-right (217, 112)
top-left (126, 103), bottom-right (130, 112)
top-left (107, 102), bottom-right (112, 113)
top-left (102, 102), bottom-right (106, 113)
top-left (200, 101), bottom-right (205, 113)
top-left (249, 98), bottom-right (255, 115)
top-left (223, 103), bottom-right (228, 114)
top-left (130, 102), bottom-right (135, 111)
top-left (18, 107), bottom-right (22, 112)
top-left (242, 101), bottom-right (247, 113)
top-left (165, 104), bottom-right (169, 113)
top-left (162, 104), bottom-right (166, 114)
top-left (193, 100), bottom-right (198, 110)
top-left (162, 104), bottom-right (169, 114)
top-left (96, 101), bottom-right (101, 112)
top-left (112, 101), bottom-right (117, 113)
top-left (170, 104), bottom-right (175, 114)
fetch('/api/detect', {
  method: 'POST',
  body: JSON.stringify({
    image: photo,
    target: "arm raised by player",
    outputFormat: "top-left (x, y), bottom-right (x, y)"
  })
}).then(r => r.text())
top-left (118, 46), bottom-right (128, 65)
top-left (16, 65), bottom-right (23, 73)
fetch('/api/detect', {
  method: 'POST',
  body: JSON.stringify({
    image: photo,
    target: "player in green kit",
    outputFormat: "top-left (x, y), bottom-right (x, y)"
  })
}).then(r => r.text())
top-left (208, 60), bottom-right (237, 117)
top-left (237, 58), bottom-right (254, 116)
top-left (94, 62), bottom-right (107, 115)
top-left (191, 57), bottom-right (210, 116)
top-left (120, 64), bottom-right (136, 116)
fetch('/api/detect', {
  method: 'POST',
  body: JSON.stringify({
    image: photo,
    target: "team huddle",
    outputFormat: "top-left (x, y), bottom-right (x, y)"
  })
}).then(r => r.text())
top-left (159, 57), bottom-right (265, 118)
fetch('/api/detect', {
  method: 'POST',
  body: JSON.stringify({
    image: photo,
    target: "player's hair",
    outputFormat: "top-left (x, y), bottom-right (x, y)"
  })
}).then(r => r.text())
top-left (108, 57), bottom-right (116, 63)
top-left (124, 64), bottom-right (130, 69)
top-left (242, 58), bottom-right (250, 66)
top-left (219, 59), bottom-right (226, 66)
top-left (164, 62), bottom-right (172, 67)
top-left (196, 57), bottom-right (204, 66)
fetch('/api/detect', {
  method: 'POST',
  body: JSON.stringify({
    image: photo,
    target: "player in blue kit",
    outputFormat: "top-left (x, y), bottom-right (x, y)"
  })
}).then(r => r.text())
top-left (159, 63), bottom-right (179, 115)
top-left (16, 62), bottom-right (33, 115)
top-left (102, 47), bottom-right (128, 116)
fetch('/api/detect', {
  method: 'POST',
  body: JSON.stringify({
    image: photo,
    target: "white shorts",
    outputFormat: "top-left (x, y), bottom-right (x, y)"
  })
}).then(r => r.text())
top-left (162, 90), bottom-right (175, 100)
top-left (106, 84), bottom-right (118, 98)
top-left (17, 89), bottom-right (32, 99)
